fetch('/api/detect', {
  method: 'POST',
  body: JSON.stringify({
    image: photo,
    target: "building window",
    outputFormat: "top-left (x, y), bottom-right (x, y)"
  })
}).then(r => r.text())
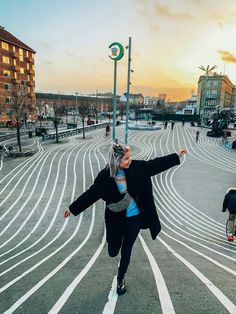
top-left (19, 48), bottom-right (23, 62)
top-left (13, 59), bottom-right (16, 65)
top-left (20, 67), bottom-right (24, 74)
top-left (26, 51), bottom-right (29, 57)
top-left (2, 56), bottom-right (10, 64)
top-left (27, 63), bottom-right (30, 70)
top-left (5, 84), bottom-right (10, 90)
top-left (206, 90), bottom-right (210, 97)
top-left (13, 46), bottom-right (16, 52)
top-left (1, 42), bottom-right (9, 50)
top-left (5, 97), bottom-right (12, 103)
top-left (3, 70), bottom-right (10, 76)
top-left (212, 80), bottom-right (218, 87)
top-left (14, 72), bottom-right (17, 78)
top-left (211, 89), bottom-right (217, 96)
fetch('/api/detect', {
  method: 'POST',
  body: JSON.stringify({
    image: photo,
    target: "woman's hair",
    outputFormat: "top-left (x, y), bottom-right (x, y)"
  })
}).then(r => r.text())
top-left (107, 141), bottom-right (130, 177)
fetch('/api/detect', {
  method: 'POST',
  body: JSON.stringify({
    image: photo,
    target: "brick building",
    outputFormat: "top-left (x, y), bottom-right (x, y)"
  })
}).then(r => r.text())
top-left (0, 26), bottom-right (36, 123)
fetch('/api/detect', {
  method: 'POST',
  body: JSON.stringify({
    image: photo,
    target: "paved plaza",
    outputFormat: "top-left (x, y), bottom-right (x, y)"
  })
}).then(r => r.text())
top-left (0, 123), bottom-right (236, 314)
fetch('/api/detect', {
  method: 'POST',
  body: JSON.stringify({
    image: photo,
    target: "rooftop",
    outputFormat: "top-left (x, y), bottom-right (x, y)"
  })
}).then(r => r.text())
top-left (0, 26), bottom-right (35, 53)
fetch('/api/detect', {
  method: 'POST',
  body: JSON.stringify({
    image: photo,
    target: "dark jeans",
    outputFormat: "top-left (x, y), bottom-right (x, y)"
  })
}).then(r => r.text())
top-left (106, 213), bottom-right (141, 280)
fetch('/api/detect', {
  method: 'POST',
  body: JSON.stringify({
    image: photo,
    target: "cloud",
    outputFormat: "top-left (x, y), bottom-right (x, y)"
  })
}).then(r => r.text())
top-left (131, 0), bottom-right (192, 20)
top-left (154, 4), bottom-right (192, 21)
top-left (211, 11), bottom-right (236, 28)
top-left (219, 50), bottom-right (236, 63)
top-left (42, 60), bottom-right (53, 65)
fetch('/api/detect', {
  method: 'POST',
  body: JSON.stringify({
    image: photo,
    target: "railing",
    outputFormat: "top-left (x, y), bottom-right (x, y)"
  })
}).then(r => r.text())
top-left (42, 122), bottom-right (108, 140)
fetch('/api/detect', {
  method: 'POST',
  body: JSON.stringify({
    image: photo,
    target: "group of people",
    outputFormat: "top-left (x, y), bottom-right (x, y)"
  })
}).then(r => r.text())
top-left (164, 120), bottom-right (175, 130)
top-left (63, 135), bottom-right (235, 295)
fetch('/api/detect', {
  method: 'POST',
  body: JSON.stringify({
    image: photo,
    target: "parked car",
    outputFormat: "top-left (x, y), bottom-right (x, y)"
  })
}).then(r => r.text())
top-left (35, 127), bottom-right (48, 136)
top-left (6, 120), bottom-right (22, 128)
top-left (87, 118), bottom-right (95, 125)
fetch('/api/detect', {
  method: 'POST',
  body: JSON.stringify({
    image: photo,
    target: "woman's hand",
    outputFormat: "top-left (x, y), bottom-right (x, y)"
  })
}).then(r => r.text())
top-left (64, 209), bottom-right (71, 218)
top-left (177, 149), bottom-right (187, 157)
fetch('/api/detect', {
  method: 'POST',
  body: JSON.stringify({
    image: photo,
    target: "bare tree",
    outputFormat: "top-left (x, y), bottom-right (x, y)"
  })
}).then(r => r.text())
top-left (8, 82), bottom-right (27, 152)
top-left (51, 97), bottom-right (65, 143)
top-left (79, 99), bottom-right (89, 139)
top-left (36, 100), bottom-right (46, 128)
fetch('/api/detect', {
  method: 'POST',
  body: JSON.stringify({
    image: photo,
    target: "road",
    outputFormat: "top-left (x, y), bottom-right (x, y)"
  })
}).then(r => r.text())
top-left (0, 123), bottom-right (235, 314)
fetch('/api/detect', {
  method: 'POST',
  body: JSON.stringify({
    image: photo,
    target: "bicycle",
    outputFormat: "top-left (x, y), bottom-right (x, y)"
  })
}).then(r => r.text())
top-left (225, 215), bottom-right (236, 242)
top-left (0, 145), bottom-right (8, 161)
top-left (0, 145), bottom-right (15, 161)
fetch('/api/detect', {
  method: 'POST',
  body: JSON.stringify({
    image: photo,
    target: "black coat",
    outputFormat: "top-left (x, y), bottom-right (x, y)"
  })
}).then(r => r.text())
top-left (69, 153), bottom-right (180, 240)
top-left (223, 188), bottom-right (236, 214)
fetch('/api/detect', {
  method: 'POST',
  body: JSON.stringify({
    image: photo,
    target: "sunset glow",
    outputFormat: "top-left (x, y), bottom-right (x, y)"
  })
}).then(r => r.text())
top-left (1, 0), bottom-right (236, 101)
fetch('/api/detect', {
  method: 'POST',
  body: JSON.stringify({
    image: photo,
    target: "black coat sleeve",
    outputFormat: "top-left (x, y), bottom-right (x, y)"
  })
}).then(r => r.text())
top-left (145, 153), bottom-right (180, 177)
top-left (69, 179), bottom-right (101, 216)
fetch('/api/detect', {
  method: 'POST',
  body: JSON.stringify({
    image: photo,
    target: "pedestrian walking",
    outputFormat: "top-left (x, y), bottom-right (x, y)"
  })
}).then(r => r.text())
top-left (196, 130), bottom-right (200, 143)
top-left (64, 141), bottom-right (187, 295)
top-left (222, 187), bottom-right (236, 241)
top-left (171, 120), bottom-right (175, 130)
top-left (164, 121), bottom-right (168, 129)
top-left (222, 128), bottom-right (228, 145)
top-left (182, 118), bottom-right (185, 127)
top-left (105, 123), bottom-right (111, 137)
top-left (232, 139), bottom-right (236, 149)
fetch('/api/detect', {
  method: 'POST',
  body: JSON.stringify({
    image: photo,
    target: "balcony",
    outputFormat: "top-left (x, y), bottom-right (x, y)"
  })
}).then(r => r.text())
top-left (28, 92), bottom-right (35, 98)
top-left (26, 57), bottom-right (34, 63)
top-left (11, 65), bottom-right (20, 71)
top-left (12, 91), bottom-right (21, 97)
top-left (10, 51), bottom-right (19, 58)
top-left (12, 78), bottom-right (21, 84)
top-left (27, 69), bottom-right (34, 75)
top-left (27, 81), bottom-right (35, 87)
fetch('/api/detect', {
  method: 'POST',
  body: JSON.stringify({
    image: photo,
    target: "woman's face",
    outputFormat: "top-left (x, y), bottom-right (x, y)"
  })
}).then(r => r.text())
top-left (119, 150), bottom-right (132, 169)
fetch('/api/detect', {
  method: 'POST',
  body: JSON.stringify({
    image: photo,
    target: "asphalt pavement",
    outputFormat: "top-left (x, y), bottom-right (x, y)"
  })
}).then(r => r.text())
top-left (0, 122), bottom-right (235, 314)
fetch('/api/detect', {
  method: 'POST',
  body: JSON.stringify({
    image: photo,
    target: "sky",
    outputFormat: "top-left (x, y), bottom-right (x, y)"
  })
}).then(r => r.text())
top-left (1, 0), bottom-right (236, 101)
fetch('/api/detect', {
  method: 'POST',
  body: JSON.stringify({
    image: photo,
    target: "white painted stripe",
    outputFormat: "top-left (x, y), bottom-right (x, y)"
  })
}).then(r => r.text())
top-left (139, 234), bottom-right (176, 314)
top-left (161, 231), bottom-right (236, 277)
top-left (158, 237), bottom-right (236, 314)
top-left (102, 276), bottom-right (118, 314)
top-left (48, 230), bottom-right (106, 314)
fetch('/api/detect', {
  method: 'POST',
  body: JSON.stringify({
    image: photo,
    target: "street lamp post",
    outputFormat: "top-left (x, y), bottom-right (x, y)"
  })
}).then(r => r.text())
top-left (125, 37), bottom-right (132, 144)
top-left (109, 42), bottom-right (124, 141)
top-left (21, 80), bottom-right (26, 130)
top-left (75, 92), bottom-right (78, 122)
top-left (198, 65), bottom-right (217, 126)
top-left (159, 93), bottom-right (166, 124)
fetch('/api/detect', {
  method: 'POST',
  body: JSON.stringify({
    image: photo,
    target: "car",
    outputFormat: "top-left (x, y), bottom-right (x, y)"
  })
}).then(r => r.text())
top-left (6, 120), bottom-right (22, 127)
top-left (87, 118), bottom-right (95, 125)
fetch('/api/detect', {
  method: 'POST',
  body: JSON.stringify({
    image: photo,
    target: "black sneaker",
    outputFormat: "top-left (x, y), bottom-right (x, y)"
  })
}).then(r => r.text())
top-left (117, 278), bottom-right (126, 295)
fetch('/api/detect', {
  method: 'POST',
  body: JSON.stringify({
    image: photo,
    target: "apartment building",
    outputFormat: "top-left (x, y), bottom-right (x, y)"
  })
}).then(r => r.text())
top-left (0, 26), bottom-right (36, 123)
top-left (197, 72), bottom-right (235, 119)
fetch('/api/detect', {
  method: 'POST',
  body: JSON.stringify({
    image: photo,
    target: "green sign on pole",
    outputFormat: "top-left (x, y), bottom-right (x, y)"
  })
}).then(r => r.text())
top-left (109, 42), bottom-right (124, 141)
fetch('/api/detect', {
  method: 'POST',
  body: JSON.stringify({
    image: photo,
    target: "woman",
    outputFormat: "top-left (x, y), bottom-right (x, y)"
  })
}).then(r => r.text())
top-left (222, 187), bottom-right (236, 241)
top-left (64, 142), bottom-right (186, 295)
